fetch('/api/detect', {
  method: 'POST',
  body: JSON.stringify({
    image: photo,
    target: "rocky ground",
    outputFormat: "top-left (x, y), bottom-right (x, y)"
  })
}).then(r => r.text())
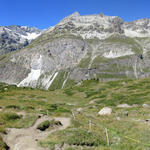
top-left (2, 115), bottom-right (70, 150)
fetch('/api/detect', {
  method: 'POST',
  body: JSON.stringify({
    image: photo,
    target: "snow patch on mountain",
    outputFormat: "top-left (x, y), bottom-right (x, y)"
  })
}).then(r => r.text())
top-left (0, 25), bottom-right (41, 55)
top-left (21, 32), bottom-right (41, 40)
top-left (103, 49), bottom-right (134, 58)
top-left (18, 69), bottom-right (41, 87)
top-left (18, 55), bottom-right (43, 87)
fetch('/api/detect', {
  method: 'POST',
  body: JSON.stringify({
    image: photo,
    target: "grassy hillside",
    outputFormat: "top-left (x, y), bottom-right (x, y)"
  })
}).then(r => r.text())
top-left (0, 77), bottom-right (150, 149)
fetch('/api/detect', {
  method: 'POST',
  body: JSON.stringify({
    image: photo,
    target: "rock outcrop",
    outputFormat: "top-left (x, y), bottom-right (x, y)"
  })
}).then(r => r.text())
top-left (0, 25), bottom-right (41, 55)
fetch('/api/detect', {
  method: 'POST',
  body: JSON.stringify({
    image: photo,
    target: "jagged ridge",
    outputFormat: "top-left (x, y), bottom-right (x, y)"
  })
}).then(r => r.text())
top-left (0, 25), bottom-right (41, 55)
top-left (1, 12), bottom-right (150, 89)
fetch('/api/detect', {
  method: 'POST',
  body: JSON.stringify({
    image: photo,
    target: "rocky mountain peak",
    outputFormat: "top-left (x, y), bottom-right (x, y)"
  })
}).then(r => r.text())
top-left (0, 25), bottom-right (41, 55)
top-left (55, 13), bottom-right (124, 39)
top-left (1, 13), bottom-right (150, 89)
top-left (69, 11), bottom-right (80, 17)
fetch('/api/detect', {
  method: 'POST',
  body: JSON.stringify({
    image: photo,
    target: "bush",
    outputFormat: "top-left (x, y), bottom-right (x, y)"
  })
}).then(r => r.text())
top-left (48, 104), bottom-right (58, 111)
top-left (5, 105), bottom-right (20, 109)
top-left (85, 90), bottom-right (99, 98)
top-left (47, 104), bottom-right (71, 113)
top-left (63, 128), bottom-right (104, 146)
top-left (64, 89), bottom-right (75, 96)
top-left (2, 113), bottom-right (21, 121)
top-left (37, 120), bottom-right (50, 131)
top-left (37, 119), bottom-right (62, 131)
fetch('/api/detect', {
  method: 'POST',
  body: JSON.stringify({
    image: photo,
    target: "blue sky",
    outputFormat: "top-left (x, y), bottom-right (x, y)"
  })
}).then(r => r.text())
top-left (0, 0), bottom-right (150, 29)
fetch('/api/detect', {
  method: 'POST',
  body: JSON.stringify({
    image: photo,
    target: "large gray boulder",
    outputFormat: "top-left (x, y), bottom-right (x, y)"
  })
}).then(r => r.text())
top-left (98, 107), bottom-right (112, 115)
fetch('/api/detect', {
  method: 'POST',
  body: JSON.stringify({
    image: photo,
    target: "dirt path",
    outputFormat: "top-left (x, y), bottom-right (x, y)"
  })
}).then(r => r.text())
top-left (2, 116), bottom-right (71, 150)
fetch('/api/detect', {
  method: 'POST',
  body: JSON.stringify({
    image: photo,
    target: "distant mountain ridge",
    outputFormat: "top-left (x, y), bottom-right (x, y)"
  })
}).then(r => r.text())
top-left (0, 25), bottom-right (41, 55)
top-left (55, 12), bottom-right (150, 39)
top-left (1, 12), bottom-right (150, 89)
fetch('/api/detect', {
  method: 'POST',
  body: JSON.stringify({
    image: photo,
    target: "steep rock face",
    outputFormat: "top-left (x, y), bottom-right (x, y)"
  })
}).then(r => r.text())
top-left (54, 12), bottom-right (124, 39)
top-left (0, 37), bottom-right (89, 88)
top-left (123, 19), bottom-right (150, 37)
top-left (0, 25), bottom-right (41, 55)
top-left (1, 12), bottom-right (150, 89)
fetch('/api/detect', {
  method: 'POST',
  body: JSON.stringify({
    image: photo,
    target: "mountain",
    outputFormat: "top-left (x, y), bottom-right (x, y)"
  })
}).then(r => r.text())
top-left (1, 12), bottom-right (150, 89)
top-left (0, 25), bottom-right (41, 55)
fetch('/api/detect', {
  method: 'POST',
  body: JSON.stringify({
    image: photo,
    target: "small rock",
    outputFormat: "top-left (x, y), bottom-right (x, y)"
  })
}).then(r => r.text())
top-left (123, 111), bottom-right (129, 116)
top-left (117, 104), bottom-right (132, 108)
top-left (142, 104), bottom-right (149, 108)
top-left (4, 88), bottom-right (8, 91)
top-left (116, 117), bottom-right (121, 120)
top-left (98, 107), bottom-right (112, 115)
top-left (145, 119), bottom-right (150, 122)
top-left (77, 82), bottom-right (82, 86)
top-left (0, 107), bottom-right (3, 112)
top-left (67, 103), bottom-right (75, 106)
top-left (77, 108), bottom-right (83, 113)
top-left (17, 111), bottom-right (26, 119)
top-left (132, 104), bottom-right (138, 107)
top-left (122, 82), bottom-right (126, 86)
top-left (89, 100), bottom-right (95, 104)
top-left (42, 99), bottom-right (48, 102)
top-left (92, 105), bottom-right (96, 108)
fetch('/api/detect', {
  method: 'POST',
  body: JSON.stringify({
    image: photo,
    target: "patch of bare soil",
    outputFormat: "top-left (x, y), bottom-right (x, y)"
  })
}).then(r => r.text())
top-left (2, 116), bottom-right (71, 150)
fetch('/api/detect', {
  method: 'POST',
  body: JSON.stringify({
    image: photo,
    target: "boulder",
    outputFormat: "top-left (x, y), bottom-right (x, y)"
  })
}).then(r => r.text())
top-left (4, 88), bottom-right (8, 91)
top-left (89, 100), bottom-right (95, 104)
top-left (116, 117), bottom-right (121, 121)
top-left (142, 104), bottom-right (149, 108)
top-left (123, 111), bottom-right (129, 116)
top-left (117, 104), bottom-right (132, 108)
top-left (77, 108), bottom-right (83, 113)
top-left (98, 107), bottom-right (112, 115)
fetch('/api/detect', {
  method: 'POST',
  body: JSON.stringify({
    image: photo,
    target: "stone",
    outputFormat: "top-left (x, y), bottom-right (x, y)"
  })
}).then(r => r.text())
top-left (98, 107), bottom-right (112, 115)
top-left (123, 111), bottom-right (129, 116)
top-left (132, 104), bottom-right (138, 107)
top-left (77, 108), bottom-right (83, 113)
top-left (145, 119), bottom-right (150, 122)
top-left (122, 82), bottom-right (126, 86)
top-left (89, 100), bottom-right (95, 104)
top-left (117, 104), bottom-right (132, 108)
top-left (142, 104), bottom-right (149, 108)
top-left (4, 88), bottom-right (8, 91)
top-left (116, 117), bottom-right (121, 121)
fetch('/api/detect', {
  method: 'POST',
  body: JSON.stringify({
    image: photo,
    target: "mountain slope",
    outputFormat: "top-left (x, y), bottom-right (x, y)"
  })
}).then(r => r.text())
top-left (1, 12), bottom-right (150, 89)
top-left (0, 25), bottom-right (41, 55)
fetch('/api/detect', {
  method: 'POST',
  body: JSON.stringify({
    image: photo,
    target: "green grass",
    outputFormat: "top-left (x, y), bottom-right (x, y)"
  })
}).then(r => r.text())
top-left (24, 32), bottom-right (84, 50)
top-left (49, 71), bottom-right (67, 90)
top-left (1, 78), bottom-right (150, 149)
top-left (104, 34), bottom-right (143, 54)
top-left (78, 56), bottom-right (91, 68)
top-left (39, 128), bottom-right (105, 148)
top-left (91, 55), bottom-right (133, 72)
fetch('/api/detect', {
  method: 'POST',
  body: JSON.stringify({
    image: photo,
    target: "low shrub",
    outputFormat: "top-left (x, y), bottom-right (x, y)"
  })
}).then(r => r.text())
top-left (37, 120), bottom-right (50, 131)
top-left (63, 128), bottom-right (104, 146)
top-left (5, 105), bottom-right (20, 109)
top-left (64, 89), bottom-right (75, 96)
top-left (37, 119), bottom-right (62, 131)
top-left (2, 113), bottom-right (21, 121)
